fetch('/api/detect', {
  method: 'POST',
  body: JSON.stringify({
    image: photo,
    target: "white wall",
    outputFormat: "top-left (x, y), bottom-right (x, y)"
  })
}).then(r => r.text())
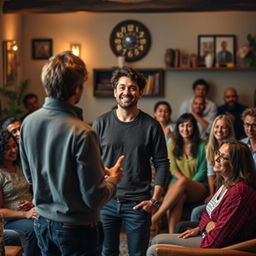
top-left (3, 11), bottom-right (256, 122)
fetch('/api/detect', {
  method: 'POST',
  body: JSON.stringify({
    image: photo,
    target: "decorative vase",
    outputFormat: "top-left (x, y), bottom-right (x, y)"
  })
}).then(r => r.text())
top-left (117, 56), bottom-right (125, 68)
top-left (205, 53), bottom-right (214, 68)
top-left (164, 49), bottom-right (175, 67)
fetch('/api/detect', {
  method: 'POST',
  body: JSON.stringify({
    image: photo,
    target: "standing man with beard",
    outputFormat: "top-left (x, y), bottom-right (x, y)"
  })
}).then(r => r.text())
top-left (217, 88), bottom-right (247, 139)
top-left (93, 67), bottom-right (169, 256)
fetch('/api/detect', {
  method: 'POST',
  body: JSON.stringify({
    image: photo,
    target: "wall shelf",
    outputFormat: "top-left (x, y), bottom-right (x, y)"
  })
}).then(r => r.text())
top-left (165, 67), bottom-right (256, 71)
top-left (93, 68), bottom-right (165, 97)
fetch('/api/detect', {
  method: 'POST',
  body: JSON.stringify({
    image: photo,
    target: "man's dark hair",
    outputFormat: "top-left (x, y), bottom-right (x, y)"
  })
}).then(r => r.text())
top-left (111, 66), bottom-right (146, 90)
top-left (192, 79), bottom-right (209, 92)
top-left (23, 93), bottom-right (38, 107)
top-left (1, 117), bottom-right (20, 130)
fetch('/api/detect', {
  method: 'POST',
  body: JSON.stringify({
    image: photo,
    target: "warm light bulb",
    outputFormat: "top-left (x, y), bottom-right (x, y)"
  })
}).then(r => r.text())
top-left (12, 44), bottom-right (18, 51)
top-left (71, 44), bottom-right (81, 57)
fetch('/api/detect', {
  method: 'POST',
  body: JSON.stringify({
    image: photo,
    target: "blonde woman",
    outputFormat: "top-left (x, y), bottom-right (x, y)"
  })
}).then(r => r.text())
top-left (190, 114), bottom-right (235, 221)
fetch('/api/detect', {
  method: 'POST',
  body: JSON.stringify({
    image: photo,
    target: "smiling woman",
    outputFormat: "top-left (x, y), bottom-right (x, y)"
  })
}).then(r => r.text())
top-left (147, 140), bottom-right (256, 255)
top-left (151, 113), bottom-right (208, 234)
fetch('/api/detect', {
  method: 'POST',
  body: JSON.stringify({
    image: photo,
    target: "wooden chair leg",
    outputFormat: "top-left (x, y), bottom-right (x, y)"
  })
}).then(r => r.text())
top-left (5, 246), bottom-right (23, 256)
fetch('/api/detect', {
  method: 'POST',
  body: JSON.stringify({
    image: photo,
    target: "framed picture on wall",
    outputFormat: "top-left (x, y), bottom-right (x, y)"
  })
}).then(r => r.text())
top-left (215, 35), bottom-right (236, 66)
top-left (198, 35), bottom-right (215, 66)
top-left (93, 68), bottom-right (164, 97)
top-left (32, 39), bottom-right (53, 60)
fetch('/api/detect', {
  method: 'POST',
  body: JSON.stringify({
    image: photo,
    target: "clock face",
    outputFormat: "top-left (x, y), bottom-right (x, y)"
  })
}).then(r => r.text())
top-left (110, 20), bottom-right (151, 62)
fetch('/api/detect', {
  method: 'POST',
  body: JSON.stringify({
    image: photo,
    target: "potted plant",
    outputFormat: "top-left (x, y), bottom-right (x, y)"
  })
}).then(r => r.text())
top-left (0, 79), bottom-right (29, 120)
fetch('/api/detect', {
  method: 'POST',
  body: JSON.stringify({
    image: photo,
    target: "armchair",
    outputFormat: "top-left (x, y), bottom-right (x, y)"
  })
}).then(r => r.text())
top-left (156, 238), bottom-right (256, 256)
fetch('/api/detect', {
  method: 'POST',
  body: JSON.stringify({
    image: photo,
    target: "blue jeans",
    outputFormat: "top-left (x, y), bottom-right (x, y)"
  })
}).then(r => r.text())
top-left (4, 219), bottom-right (41, 256)
top-left (34, 216), bottom-right (102, 256)
top-left (3, 229), bottom-right (21, 246)
top-left (190, 204), bottom-right (206, 222)
top-left (101, 199), bottom-right (151, 256)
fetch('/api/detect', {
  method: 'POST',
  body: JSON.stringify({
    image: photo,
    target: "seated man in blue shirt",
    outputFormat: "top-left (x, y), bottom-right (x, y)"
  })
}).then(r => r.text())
top-left (241, 107), bottom-right (256, 165)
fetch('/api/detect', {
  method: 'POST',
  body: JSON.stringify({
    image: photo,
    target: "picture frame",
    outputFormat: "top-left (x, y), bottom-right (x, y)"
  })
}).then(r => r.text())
top-left (179, 52), bottom-right (191, 68)
top-left (93, 68), bottom-right (164, 97)
top-left (198, 34), bottom-right (236, 67)
top-left (2, 40), bottom-right (19, 87)
top-left (32, 39), bottom-right (52, 60)
top-left (198, 35), bottom-right (215, 67)
top-left (215, 35), bottom-right (236, 67)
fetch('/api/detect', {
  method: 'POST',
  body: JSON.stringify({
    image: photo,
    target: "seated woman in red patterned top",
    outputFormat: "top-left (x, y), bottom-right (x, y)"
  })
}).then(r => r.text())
top-left (147, 139), bottom-right (256, 255)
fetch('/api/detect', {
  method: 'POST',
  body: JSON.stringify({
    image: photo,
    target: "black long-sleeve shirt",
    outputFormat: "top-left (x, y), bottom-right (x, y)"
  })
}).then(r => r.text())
top-left (93, 110), bottom-right (170, 201)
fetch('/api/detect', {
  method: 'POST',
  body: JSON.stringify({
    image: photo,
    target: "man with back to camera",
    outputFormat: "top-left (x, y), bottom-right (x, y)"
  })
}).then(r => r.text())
top-left (217, 88), bottom-right (247, 139)
top-left (179, 78), bottom-right (217, 123)
top-left (241, 107), bottom-right (256, 165)
top-left (19, 51), bottom-right (124, 256)
top-left (93, 66), bottom-right (170, 256)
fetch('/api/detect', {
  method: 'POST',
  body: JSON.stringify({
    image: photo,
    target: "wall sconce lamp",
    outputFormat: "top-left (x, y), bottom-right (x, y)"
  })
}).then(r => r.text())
top-left (11, 41), bottom-right (18, 51)
top-left (3, 40), bottom-right (19, 86)
top-left (70, 43), bottom-right (81, 57)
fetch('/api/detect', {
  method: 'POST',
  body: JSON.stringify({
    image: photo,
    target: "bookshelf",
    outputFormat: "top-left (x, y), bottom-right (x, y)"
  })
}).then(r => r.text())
top-left (93, 66), bottom-right (255, 98)
top-left (93, 68), bottom-right (165, 97)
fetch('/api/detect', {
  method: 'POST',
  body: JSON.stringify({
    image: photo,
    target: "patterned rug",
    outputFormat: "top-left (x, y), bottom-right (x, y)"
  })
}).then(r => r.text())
top-left (120, 233), bottom-right (128, 256)
top-left (119, 232), bottom-right (154, 256)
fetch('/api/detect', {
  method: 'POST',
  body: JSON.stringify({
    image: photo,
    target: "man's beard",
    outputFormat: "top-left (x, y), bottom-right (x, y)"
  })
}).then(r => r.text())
top-left (116, 94), bottom-right (138, 109)
top-left (226, 102), bottom-right (237, 110)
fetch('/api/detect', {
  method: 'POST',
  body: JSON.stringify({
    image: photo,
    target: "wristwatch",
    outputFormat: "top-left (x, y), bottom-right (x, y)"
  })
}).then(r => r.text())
top-left (150, 198), bottom-right (161, 208)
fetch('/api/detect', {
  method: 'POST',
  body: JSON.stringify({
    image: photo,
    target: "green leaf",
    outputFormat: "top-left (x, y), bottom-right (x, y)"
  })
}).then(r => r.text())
top-left (0, 79), bottom-right (29, 120)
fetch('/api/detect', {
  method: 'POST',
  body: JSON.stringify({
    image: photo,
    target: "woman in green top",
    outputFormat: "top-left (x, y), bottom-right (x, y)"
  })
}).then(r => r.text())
top-left (151, 113), bottom-right (208, 233)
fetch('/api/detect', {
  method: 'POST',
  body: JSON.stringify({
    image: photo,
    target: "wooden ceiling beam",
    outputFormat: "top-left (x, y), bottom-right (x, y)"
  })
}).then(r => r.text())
top-left (3, 0), bottom-right (256, 14)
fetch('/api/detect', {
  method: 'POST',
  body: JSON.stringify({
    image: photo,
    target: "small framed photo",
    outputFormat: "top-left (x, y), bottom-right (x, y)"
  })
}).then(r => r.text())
top-left (179, 52), bottom-right (191, 68)
top-left (198, 35), bottom-right (215, 66)
top-left (215, 35), bottom-right (236, 66)
top-left (32, 39), bottom-right (53, 60)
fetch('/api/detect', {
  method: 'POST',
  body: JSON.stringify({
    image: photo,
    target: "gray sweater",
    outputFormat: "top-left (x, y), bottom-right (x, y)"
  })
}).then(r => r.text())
top-left (20, 97), bottom-right (116, 223)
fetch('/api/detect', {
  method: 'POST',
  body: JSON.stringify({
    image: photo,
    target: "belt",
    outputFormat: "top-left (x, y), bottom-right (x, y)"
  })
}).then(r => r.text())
top-left (115, 197), bottom-right (127, 203)
top-left (41, 216), bottom-right (98, 228)
top-left (61, 221), bottom-right (98, 228)
top-left (114, 197), bottom-right (141, 203)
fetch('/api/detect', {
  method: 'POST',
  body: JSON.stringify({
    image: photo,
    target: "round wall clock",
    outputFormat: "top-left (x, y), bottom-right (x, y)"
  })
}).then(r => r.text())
top-left (110, 20), bottom-right (152, 62)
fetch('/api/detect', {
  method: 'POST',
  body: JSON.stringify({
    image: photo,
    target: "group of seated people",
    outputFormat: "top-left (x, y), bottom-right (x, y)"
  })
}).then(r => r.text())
top-left (149, 97), bottom-right (256, 255)
top-left (0, 83), bottom-right (255, 256)
top-left (0, 93), bottom-right (40, 255)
